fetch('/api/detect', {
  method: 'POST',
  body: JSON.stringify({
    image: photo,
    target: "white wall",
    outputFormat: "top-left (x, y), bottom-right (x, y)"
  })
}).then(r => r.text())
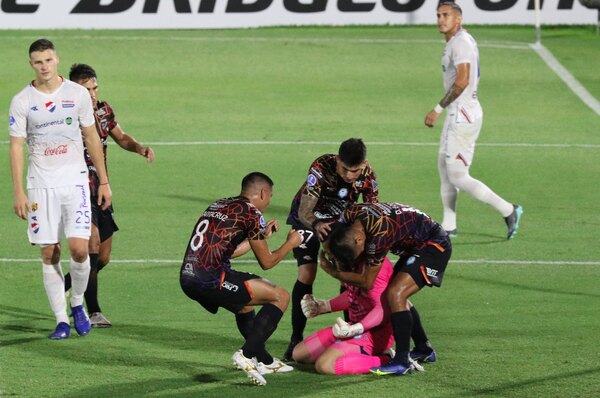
top-left (0, 0), bottom-right (596, 29)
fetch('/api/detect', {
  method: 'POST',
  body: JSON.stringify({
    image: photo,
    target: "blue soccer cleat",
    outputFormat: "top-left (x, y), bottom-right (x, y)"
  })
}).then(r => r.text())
top-left (410, 347), bottom-right (437, 363)
top-left (505, 204), bottom-right (523, 240)
top-left (370, 359), bottom-right (414, 376)
top-left (71, 305), bottom-right (91, 336)
top-left (48, 322), bottom-right (71, 340)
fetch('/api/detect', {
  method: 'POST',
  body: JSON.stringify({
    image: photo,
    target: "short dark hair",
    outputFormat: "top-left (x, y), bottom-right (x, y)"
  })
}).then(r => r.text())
top-left (438, 1), bottom-right (462, 15)
top-left (69, 63), bottom-right (97, 82)
top-left (338, 138), bottom-right (366, 167)
top-left (29, 39), bottom-right (55, 55)
top-left (327, 223), bottom-right (358, 272)
top-left (241, 172), bottom-right (274, 192)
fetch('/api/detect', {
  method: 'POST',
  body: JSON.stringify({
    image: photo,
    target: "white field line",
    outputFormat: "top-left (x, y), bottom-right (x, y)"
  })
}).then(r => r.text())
top-left (1, 140), bottom-right (600, 148)
top-left (1, 258), bottom-right (599, 266)
top-left (530, 43), bottom-right (600, 117)
top-left (0, 34), bottom-right (531, 50)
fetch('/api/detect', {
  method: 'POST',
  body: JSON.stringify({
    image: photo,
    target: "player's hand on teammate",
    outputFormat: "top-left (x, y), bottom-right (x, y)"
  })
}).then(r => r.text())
top-left (264, 219), bottom-right (279, 239)
top-left (139, 146), bottom-right (155, 163)
top-left (424, 109), bottom-right (441, 128)
top-left (13, 190), bottom-right (30, 220)
top-left (314, 221), bottom-right (332, 241)
top-left (301, 294), bottom-right (331, 318)
top-left (332, 317), bottom-right (364, 338)
top-left (98, 183), bottom-right (113, 211)
top-left (319, 249), bottom-right (339, 277)
top-left (286, 229), bottom-right (302, 248)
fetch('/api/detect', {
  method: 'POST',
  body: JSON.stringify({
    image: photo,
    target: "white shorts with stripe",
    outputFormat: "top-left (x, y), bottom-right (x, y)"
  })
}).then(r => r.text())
top-left (439, 101), bottom-right (483, 167)
top-left (27, 184), bottom-right (92, 244)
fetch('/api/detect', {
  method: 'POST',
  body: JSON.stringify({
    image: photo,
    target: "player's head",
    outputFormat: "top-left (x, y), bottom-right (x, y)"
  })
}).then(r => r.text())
top-left (241, 172), bottom-right (274, 212)
top-left (70, 63), bottom-right (99, 109)
top-left (28, 39), bottom-right (59, 83)
top-left (437, 2), bottom-right (463, 35)
top-left (327, 222), bottom-right (365, 271)
top-left (336, 138), bottom-right (367, 183)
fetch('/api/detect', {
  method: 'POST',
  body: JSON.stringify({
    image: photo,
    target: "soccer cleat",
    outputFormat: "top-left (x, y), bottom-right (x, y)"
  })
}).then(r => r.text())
top-left (256, 358), bottom-right (294, 375)
top-left (370, 358), bottom-right (414, 376)
top-left (410, 347), bottom-right (436, 363)
top-left (71, 305), bottom-right (91, 336)
top-left (282, 339), bottom-right (300, 362)
top-left (505, 204), bottom-right (524, 240)
top-left (409, 357), bottom-right (425, 372)
top-left (48, 322), bottom-right (71, 340)
top-left (446, 229), bottom-right (458, 238)
top-left (90, 312), bottom-right (112, 328)
top-left (232, 350), bottom-right (267, 386)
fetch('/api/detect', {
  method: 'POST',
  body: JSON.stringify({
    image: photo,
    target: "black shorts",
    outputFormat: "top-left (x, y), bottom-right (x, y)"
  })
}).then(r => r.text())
top-left (289, 222), bottom-right (320, 266)
top-left (180, 268), bottom-right (260, 315)
top-left (394, 242), bottom-right (452, 289)
top-left (91, 200), bottom-right (119, 242)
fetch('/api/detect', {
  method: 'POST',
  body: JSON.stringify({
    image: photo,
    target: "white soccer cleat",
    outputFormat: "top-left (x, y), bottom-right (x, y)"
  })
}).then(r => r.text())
top-left (232, 350), bottom-right (267, 386)
top-left (256, 358), bottom-right (294, 374)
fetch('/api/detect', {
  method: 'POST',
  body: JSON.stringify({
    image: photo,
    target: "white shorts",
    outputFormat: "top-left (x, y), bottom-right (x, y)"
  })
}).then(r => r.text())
top-left (27, 184), bottom-right (92, 244)
top-left (440, 102), bottom-right (483, 167)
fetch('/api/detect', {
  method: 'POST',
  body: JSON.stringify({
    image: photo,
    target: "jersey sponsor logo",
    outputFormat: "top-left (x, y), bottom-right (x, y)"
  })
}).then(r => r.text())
top-left (182, 263), bottom-right (195, 277)
top-left (307, 174), bottom-right (317, 187)
top-left (425, 267), bottom-right (438, 277)
top-left (44, 144), bottom-right (68, 156)
top-left (302, 255), bottom-right (313, 261)
top-left (9, 115), bottom-right (15, 126)
top-left (61, 100), bottom-right (75, 108)
top-left (30, 106), bottom-right (38, 111)
top-left (338, 188), bottom-right (348, 199)
top-left (45, 101), bottom-right (56, 113)
top-left (35, 118), bottom-right (65, 129)
top-left (221, 280), bottom-right (239, 292)
top-left (66, 117), bottom-right (73, 125)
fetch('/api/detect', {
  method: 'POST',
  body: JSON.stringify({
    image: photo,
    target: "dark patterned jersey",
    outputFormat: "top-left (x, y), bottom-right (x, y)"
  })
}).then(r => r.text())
top-left (287, 154), bottom-right (378, 226)
top-left (84, 101), bottom-right (117, 196)
top-left (182, 196), bottom-right (266, 287)
top-left (340, 202), bottom-right (448, 267)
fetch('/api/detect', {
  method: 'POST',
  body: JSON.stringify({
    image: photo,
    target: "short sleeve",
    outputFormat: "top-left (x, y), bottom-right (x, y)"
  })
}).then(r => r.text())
top-left (362, 166), bottom-right (379, 203)
top-left (452, 37), bottom-right (473, 66)
top-left (247, 208), bottom-right (266, 241)
top-left (8, 95), bottom-right (28, 138)
top-left (303, 163), bottom-right (325, 199)
top-left (78, 87), bottom-right (95, 128)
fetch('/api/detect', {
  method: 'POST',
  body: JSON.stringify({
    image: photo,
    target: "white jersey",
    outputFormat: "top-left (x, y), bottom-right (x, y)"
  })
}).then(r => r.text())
top-left (9, 78), bottom-right (95, 189)
top-left (441, 29), bottom-right (482, 120)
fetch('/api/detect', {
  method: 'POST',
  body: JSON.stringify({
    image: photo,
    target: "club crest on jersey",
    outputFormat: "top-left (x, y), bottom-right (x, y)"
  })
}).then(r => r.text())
top-left (307, 174), bottom-right (317, 187)
top-left (259, 216), bottom-right (266, 228)
top-left (45, 101), bottom-right (56, 113)
top-left (338, 188), bottom-right (348, 199)
top-left (9, 115), bottom-right (16, 126)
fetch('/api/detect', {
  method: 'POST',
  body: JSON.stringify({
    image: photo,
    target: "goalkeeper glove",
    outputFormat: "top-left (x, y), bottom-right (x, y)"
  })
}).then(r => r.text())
top-left (332, 317), bottom-right (364, 338)
top-left (301, 294), bottom-right (331, 318)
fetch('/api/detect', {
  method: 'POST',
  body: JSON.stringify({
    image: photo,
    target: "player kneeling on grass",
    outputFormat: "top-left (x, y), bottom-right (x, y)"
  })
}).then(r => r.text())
top-left (179, 172), bottom-right (301, 386)
top-left (292, 258), bottom-right (423, 375)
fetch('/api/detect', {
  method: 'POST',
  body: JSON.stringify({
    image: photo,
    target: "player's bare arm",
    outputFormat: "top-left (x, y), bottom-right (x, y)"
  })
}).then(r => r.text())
top-left (319, 250), bottom-right (382, 290)
top-left (82, 124), bottom-right (112, 209)
top-left (232, 240), bottom-right (251, 258)
top-left (298, 193), bottom-right (331, 240)
top-left (425, 62), bottom-right (470, 128)
top-left (109, 124), bottom-right (154, 162)
top-left (9, 136), bottom-right (29, 219)
top-left (264, 219), bottom-right (279, 239)
top-left (249, 229), bottom-right (302, 270)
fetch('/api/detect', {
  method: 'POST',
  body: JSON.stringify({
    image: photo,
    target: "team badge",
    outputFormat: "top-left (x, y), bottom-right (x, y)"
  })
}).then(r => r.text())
top-left (31, 202), bottom-right (38, 212)
top-left (259, 215), bottom-right (266, 228)
top-left (307, 174), bottom-right (317, 187)
top-left (338, 188), bottom-right (348, 199)
top-left (45, 101), bottom-right (56, 113)
top-left (9, 115), bottom-right (15, 126)
top-left (31, 222), bottom-right (39, 234)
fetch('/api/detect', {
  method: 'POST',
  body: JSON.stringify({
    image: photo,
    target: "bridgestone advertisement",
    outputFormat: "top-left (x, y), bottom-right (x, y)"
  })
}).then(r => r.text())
top-left (0, 0), bottom-right (596, 29)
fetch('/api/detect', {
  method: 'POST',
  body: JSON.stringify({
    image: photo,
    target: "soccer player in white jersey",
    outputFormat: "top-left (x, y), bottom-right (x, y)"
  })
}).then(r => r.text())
top-left (424, 2), bottom-right (523, 240)
top-left (9, 39), bottom-right (112, 339)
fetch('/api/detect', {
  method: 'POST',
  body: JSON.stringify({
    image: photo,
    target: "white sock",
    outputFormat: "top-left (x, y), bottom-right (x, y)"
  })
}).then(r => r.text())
top-left (447, 162), bottom-right (514, 218)
top-left (42, 263), bottom-right (69, 324)
top-left (439, 154), bottom-right (458, 230)
top-left (69, 257), bottom-right (90, 308)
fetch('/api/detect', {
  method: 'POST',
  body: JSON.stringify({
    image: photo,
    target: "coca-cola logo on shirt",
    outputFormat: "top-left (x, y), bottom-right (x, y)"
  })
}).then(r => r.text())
top-left (44, 145), bottom-right (68, 156)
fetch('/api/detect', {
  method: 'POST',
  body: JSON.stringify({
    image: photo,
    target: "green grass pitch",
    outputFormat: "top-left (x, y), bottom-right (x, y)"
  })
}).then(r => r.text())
top-left (1, 26), bottom-right (599, 397)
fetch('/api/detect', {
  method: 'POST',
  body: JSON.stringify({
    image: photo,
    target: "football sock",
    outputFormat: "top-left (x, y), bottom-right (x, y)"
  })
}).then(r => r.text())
top-left (410, 306), bottom-right (430, 350)
top-left (334, 353), bottom-right (382, 375)
top-left (391, 310), bottom-right (412, 364)
top-left (235, 310), bottom-right (255, 339)
top-left (85, 254), bottom-right (101, 313)
top-left (304, 327), bottom-right (337, 361)
top-left (290, 280), bottom-right (312, 342)
top-left (439, 153), bottom-right (459, 230)
top-left (42, 263), bottom-right (69, 324)
top-left (242, 304), bottom-right (283, 359)
top-left (69, 257), bottom-right (90, 308)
